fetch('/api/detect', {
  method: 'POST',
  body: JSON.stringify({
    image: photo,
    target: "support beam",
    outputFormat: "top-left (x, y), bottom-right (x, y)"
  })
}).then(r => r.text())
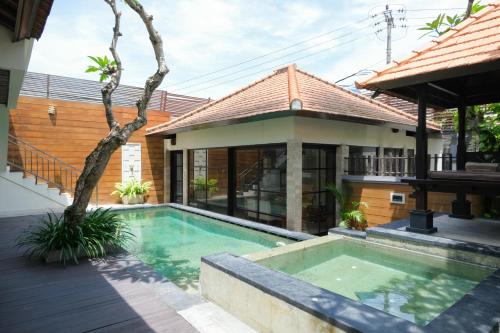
top-left (182, 149), bottom-right (188, 206)
top-left (407, 84), bottom-right (436, 234)
top-left (451, 103), bottom-right (473, 219)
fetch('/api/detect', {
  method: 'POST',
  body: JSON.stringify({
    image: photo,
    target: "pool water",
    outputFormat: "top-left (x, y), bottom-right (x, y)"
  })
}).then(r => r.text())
top-left (118, 207), bottom-right (293, 292)
top-left (257, 239), bottom-right (493, 326)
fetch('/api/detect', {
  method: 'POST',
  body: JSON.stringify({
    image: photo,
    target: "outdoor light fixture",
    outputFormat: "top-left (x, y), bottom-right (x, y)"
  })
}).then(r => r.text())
top-left (47, 104), bottom-right (56, 115)
top-left (290, 98), bottom-right (303, 110)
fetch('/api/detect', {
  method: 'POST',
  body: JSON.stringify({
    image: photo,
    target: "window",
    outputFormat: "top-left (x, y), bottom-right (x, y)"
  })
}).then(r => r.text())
top-left (170, 151), bottom-right (183, 204)
top-left (302, 145), bottom-right (336, 235)
top-left (234, 145), bottom-right (286, 228)
top-left (188, 148), bottom-right (228, 213)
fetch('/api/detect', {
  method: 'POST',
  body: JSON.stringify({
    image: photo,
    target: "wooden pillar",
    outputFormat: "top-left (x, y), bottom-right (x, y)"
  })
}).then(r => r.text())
top-left (451, 104), bottom-right (473, 219)
top-left (407, 84), bottom-right (436, 234)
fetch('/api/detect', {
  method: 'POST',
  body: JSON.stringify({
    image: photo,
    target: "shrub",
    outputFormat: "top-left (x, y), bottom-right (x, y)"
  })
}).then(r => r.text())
top-left (192, 177), bottom-right (218, 196)
top-left (327, 184), bottom-right (368, 231)
top-left (17, 208), bottom-right (133, 265)
top-left (112, 179), bottom-right (152, 199)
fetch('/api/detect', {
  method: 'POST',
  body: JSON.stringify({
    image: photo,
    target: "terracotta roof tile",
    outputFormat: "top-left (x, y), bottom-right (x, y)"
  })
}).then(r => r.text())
top-left (356, 2), bottom-right (500, 90)
top-left (147, 65), bottom-right (440, 135)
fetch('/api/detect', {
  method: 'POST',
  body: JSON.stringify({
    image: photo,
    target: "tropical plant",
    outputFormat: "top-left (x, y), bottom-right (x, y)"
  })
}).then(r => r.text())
top-left (452, 104), bottom-right (500, 153)
top-left (418, 1), bottom-right (485, 38)
top-left (17, 209), bottom-right (133, 265)
top-left (112, 179), bottom-right (152, 199)
top-left (327, 185), bottom-right (368, 231)
top-left (192, 177), bottom-right (218, 196)
top-left (85, 55), bottom-right (117, 82)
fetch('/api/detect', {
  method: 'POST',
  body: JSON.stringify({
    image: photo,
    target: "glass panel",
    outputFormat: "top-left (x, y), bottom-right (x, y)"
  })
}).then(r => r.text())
top-left (302, 169), bottom-right (320, 193)
top-left (258, 213), bottom-right (285, 228)
top-left (303, 148), bottom-right (319, 169)
top-left (207, 148), bottom-right (228, 209)
top-left (259, 192), bottom-right (286, 216)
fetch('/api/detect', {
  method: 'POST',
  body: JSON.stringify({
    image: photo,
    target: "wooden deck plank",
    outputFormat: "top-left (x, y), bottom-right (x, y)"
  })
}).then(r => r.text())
top-left (0, 215), bottom-right (198, 333)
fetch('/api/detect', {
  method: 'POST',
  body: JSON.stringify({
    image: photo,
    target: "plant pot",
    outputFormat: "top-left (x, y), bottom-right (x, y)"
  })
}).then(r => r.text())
top-left (45, 246), bottom-right (122, 264)
top-left (122, 195), bottom-right (144, 205)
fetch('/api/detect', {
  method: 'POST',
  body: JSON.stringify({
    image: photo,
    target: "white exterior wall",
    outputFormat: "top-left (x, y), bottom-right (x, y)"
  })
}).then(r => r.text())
top-left (168, 116), bottom-right (443, 154)
top-left (166, 116), bottom-right (443, 232)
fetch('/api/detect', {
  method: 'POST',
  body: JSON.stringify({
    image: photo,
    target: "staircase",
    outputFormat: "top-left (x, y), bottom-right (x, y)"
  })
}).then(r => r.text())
top-left (0, 135), bottom-right (97, 217)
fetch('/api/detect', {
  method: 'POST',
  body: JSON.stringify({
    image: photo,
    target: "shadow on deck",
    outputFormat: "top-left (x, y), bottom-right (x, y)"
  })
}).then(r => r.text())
top-left (0, 214), bottom-right (198, 333)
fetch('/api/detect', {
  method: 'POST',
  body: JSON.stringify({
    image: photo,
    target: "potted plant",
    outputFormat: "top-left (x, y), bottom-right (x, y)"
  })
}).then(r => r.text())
top-left (327, 184), bottom-right (368, 231)
top-left (112, 179), bottom-right (152, 204)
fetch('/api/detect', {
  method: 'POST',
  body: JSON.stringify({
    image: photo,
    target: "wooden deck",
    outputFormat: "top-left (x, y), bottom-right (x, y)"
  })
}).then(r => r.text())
top-left (0, 214), bottom-right (198, 333)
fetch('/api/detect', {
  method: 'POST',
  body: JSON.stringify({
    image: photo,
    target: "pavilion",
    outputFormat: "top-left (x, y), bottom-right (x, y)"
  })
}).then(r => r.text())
top-left (357, 2), bottom-right (500, 234)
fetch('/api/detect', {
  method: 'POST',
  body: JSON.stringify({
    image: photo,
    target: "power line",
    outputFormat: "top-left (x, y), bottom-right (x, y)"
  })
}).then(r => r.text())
top-left (167, 16), bottom-right (371, 88)
top-left (171, 23), bottom-right (374, 91)
top-left (167, 7), bottom-right (463, 90)
top-left (179, 34), bottom-right (371, 96)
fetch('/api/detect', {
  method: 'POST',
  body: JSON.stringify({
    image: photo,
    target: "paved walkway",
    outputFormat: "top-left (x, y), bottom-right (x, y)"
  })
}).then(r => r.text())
top-left (0, 214), bottom-right (198, 333)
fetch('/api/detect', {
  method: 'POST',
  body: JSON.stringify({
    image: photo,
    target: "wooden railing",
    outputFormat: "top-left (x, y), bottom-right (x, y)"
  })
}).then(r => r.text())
top-left (344, 154), bottom-right (455, 177)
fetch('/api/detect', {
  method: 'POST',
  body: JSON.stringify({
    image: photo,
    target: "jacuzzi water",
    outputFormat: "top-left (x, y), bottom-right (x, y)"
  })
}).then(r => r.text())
top-left (257, 238), bottom-right (493, 326)
top-left (118, 207), bottom-right (293, 292)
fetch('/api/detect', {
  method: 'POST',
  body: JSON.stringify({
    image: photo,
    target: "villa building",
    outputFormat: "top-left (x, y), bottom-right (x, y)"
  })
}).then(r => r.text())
top-left (147, 64), bottom-right (445, 234)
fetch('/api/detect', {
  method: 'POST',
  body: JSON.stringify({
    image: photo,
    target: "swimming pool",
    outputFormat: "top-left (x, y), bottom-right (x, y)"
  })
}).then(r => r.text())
top-left (255, 237), bottom-right (494, 326)
top-left (118, 207), bottom-right (294, 292)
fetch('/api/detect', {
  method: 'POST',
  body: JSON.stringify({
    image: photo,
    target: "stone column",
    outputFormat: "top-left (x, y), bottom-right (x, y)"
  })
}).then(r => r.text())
top-left (286, 139), bottom-right (302, 232)
top-left (336, 145), bottom-right (348, 224)
top-left (182, 149), bottom-right (189, 206)
top-left (0, 106), bottom-right (8, 172)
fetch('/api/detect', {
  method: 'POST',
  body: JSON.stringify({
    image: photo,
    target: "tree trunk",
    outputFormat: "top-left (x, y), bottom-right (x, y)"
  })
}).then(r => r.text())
top-left (64, 134), bottom-right (124, 224)
top-left (63, 0), bottom-right (168, 225)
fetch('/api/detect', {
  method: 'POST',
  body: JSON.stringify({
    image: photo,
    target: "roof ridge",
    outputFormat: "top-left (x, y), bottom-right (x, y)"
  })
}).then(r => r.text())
top-left (295, 68), bottom-right (440, 130)
top-left (146, 69), bottom-right (284, 134)
top-left (356, 1), bottom-right (500, 88)
top-left (287, 64), bottom-right (303, 110)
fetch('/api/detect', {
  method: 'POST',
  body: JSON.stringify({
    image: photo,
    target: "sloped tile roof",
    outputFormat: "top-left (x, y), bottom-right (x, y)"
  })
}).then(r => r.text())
top-left (356, 2), bottom-right (500, 90)
top-left (147, 65), bottom-right (440, 135)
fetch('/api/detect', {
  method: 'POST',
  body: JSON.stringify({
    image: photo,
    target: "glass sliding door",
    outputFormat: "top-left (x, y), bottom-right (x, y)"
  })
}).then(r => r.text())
top-left (302, 145), bottom-right (336, 235)
top-left (188, 148), bottom-right (228, 213)
top-left (170, 151), bottom-right (183, 204)
top-left (234, 145), bottom-right (286, 228)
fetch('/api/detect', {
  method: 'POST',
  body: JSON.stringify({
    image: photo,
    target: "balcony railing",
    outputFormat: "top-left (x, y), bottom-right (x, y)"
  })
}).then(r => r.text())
top-left (344, 154), bottom-right (455, 177)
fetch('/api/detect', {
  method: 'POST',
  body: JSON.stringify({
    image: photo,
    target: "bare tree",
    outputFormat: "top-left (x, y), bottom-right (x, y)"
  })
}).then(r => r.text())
top-left (64, 0), bottom-right (168, 224)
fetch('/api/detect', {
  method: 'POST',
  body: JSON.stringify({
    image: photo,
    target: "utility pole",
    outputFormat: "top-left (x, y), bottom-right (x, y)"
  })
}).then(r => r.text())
top-left (383, 5), bottom-right (395, 64)
top-left (370, 4), bottom-right (407, 64)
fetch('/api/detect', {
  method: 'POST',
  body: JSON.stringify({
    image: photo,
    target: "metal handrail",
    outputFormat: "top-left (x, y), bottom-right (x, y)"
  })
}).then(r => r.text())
top-left (8, 134), bottom-right (81, 172)
top-left (7, 134), bottom-right (99, 206)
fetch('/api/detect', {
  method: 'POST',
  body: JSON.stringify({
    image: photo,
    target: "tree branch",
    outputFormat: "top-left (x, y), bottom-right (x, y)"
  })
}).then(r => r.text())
top-left (121, 0), bottom-right (169, 138)
top-left (102, 0), bottom-right (123, 130)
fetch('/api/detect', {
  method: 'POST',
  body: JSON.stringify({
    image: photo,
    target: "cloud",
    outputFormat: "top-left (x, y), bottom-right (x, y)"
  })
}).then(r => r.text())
top-left (28, 0), bottom-right (465, 99)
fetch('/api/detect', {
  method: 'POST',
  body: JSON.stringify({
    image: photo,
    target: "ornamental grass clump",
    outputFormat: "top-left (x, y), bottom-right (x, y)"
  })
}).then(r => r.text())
top-left (17, 208), bottom-right (133, 265)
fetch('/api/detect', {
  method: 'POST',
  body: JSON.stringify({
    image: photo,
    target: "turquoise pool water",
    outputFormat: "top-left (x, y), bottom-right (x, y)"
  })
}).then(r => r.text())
top-left (118, 207), bottom-right (293, 292)
top-left (257, 239), bottom-right (493, 326)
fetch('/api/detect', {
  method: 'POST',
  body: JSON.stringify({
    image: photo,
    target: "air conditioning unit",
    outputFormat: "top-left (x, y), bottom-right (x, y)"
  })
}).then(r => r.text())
top-left (390, 192), bottom-right (405, 204)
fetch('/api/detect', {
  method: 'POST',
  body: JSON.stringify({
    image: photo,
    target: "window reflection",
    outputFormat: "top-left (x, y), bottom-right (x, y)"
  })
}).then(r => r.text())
top-left (302, 145), bottom-right (336, 235)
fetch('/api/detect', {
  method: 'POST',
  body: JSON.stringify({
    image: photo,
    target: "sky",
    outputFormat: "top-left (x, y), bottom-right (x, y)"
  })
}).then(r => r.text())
top-left (28, 0), bottom-right (466, 99)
